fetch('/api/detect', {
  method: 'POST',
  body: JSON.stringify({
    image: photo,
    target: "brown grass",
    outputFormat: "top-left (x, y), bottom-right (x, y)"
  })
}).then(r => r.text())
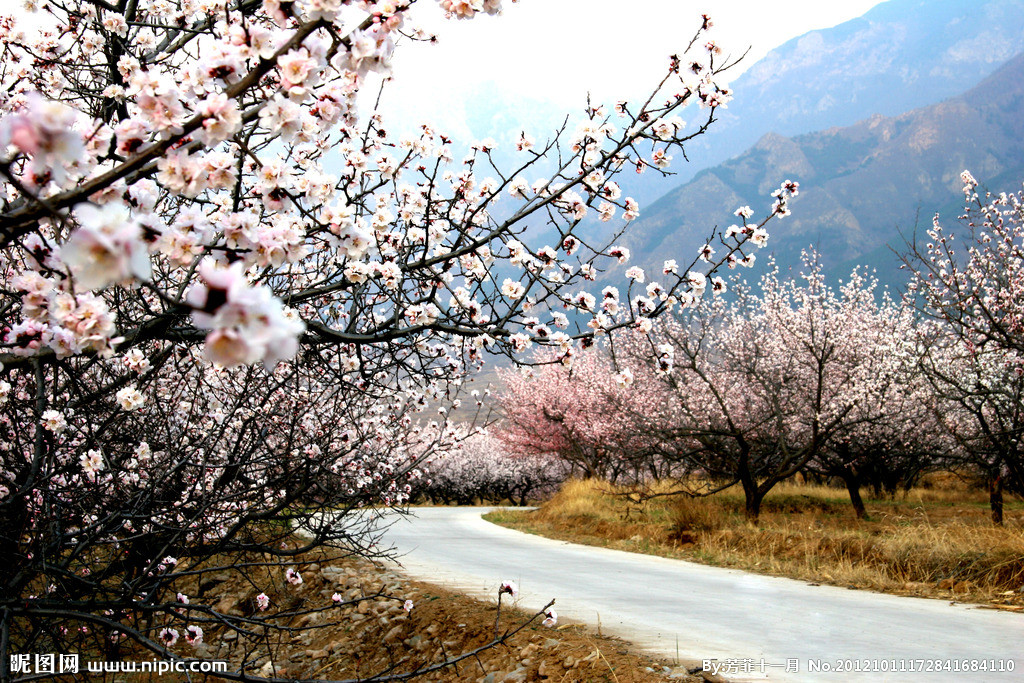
top-left (485, 479), bottom-right (1024, 607)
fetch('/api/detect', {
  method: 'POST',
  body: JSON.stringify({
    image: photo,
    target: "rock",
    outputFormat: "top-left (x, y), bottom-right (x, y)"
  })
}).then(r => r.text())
top-left (518, 643), bottom-right (539, 658)
top-left (938, 578), bottom-right (956, 590)
top-left (542, 638), bottom-right (560, 649)
top-left (481, 674), bottom-right (498, 683)
top-left (562, 657), bottom-right (575, 668)
top-left (213, 596), bottom-right (240, 615)
top-left (304, 649), bottom-right (329, 660)
top-left (321, 567), bottom-right (347, 584)
top-left (384, 626), bottom-right (404, 642)
top-left (198, 572), bottom-right (231, 594)
top-left (537, 660), bottom-right (555, 679)
top-left (502, 667), bottom-right (528, 682)
top-left (350, 613), bottom-right (366, 622)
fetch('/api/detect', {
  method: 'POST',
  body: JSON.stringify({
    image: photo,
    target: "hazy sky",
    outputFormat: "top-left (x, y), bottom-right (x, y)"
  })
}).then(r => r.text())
top-left (379, 0), bottom-right (886, 128)
top-left (11, 0), bottom-right (887, 134)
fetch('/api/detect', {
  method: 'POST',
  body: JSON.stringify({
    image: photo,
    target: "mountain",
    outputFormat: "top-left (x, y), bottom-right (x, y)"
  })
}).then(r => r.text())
top-left (615, 51), bottom-right (1024, 290)
top-left (630, 0), bottom-right (1024, 205)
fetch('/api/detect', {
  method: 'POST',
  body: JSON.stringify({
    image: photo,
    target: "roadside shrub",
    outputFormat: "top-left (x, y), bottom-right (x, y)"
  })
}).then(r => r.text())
top-left (669, 496), bottom-right (726, 542)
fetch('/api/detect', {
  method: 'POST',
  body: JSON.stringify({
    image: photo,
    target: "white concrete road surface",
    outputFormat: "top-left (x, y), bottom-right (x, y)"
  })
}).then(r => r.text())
top-left (378, 507), bottom-right (1024, 682)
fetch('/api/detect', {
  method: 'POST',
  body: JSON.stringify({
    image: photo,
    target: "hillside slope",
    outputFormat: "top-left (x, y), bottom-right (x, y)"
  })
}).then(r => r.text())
top-left (618, 51), bottom-right (1024, 287)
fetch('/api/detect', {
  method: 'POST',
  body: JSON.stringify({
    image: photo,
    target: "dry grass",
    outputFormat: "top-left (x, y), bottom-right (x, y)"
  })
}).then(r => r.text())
top-left (485, 478), bottom-right (1024, 607)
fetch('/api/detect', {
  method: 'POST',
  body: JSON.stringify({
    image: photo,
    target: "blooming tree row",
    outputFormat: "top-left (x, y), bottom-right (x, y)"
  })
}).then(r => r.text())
top-left (414, 429), bottom-right (566, 505)
top-left (500, 191), bottom-right (1024, 525)
top-left (499, 254), bottom-right (936, 522)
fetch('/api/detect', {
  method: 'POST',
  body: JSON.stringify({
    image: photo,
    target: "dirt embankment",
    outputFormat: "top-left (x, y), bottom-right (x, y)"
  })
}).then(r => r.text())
top-left (193, 555), bottom-right (714, 683)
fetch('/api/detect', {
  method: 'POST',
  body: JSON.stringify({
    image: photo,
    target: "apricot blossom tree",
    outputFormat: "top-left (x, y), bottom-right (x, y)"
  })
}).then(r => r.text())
top-left (496, 345), bottom-right (669, 483)
top-left (620, 257), bottom-right (926, 523)
top-left (904, 172), bottom-right (1024, 523)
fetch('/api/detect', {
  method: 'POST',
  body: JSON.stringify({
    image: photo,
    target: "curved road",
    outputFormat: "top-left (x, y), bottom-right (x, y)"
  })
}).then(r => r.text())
top-left (379, 507), bottom-right (1024, 682)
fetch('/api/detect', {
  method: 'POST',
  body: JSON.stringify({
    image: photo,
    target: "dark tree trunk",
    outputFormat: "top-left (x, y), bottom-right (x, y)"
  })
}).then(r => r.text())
top-left (841, 470), bottom-right (867, 520)
top-left (738, 448), bottom-right (761, 524)
top-left (989, 474), bottom-right (1004, 526)
top-left (741, 481), bottom-right (762, 525)
top-left (743, 491), bottom-right (762, 525)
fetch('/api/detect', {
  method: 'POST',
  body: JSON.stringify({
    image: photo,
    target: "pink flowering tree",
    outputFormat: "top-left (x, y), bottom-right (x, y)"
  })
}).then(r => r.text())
top-left (495, 345), bottom-right (671, 483)
top-left (620, 255), bottom-right (928, 523)
top-left (916, 328), bottom-right (1024, 524)
top-left (903, 172), bottom-right (1024, 523)
top-left (0, 348), bottom-right (455, 672)
top-left (0, 0), bottom-right (800, 676)
top-left (798, 271), bottom-right (944, 518)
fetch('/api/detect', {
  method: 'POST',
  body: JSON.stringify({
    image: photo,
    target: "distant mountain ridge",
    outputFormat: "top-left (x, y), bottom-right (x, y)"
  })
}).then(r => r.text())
top-left (617, 50), bottom-right (1024, 288)
top-left (628, 0), bottom-right (1024, 204)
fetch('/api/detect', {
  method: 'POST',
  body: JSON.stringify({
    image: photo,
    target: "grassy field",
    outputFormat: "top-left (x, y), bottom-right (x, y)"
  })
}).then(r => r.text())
top-left (484, 478), bottom-right (1024, 608)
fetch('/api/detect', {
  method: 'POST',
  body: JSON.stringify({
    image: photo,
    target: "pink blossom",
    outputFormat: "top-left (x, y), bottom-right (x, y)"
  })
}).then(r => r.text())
top-left (80, 449), bottom-right (104, 480)
top-left (197, 94), bottom-right (242, 146)
top-left (184, 625), bottom-right (203, 647)
top-left (60, 203), bottom-right (151, 290)
top-left (284, 567), bottom-right (303, 585)
top-left (42, 410), bottom-right (67, 433)
top-left (116, 386), bottom-right (145, 411)
top-left (187, 260), bottom-right (305, 368)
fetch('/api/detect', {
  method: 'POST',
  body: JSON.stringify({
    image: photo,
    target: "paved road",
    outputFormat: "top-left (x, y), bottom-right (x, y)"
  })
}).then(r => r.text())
top-left (378, 507), bottom-right (1024, 682)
